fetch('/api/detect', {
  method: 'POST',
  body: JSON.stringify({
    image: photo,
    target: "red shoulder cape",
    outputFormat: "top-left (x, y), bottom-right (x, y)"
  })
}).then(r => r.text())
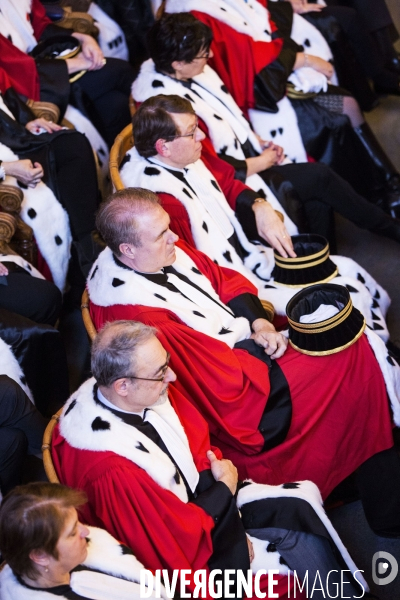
top-left (191, 9), bottom-right (283, 115)
top-left (52, 383), bottom-right (298, 599)
top-left (89, 241), bottom-right (394, 499)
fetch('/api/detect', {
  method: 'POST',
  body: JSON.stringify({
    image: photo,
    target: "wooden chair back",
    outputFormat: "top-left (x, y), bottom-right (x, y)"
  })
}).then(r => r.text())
top-left (81, 288), bottom-right (97, 341)
top-left (42, 408), bottom-right (63, 483)
top-left (0, 185), bottom-right (37, 266)
top-left (109, 123), bottom-right (134, 191)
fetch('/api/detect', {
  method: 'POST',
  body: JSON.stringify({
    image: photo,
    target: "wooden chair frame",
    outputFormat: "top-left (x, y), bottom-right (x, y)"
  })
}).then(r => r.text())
top-left (81, 288), bottom-right (97, 341)
top-left (42, 408), bottom-right (63, 483)
top-left (109, 123), bottom-right (134, 191)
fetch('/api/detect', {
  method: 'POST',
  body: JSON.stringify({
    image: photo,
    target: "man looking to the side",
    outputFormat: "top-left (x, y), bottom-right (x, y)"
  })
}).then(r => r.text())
top-left (120, 94), bottom-right (390, 335)
top-left (52, 320), bottom-right (368, 600)
top-left (85, 188), bottom-right (400, 539)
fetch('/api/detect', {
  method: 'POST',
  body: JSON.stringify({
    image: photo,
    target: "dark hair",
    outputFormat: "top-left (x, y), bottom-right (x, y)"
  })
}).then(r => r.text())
top-left (133, 94), bottom-right (195, 158)
top-left (96, 188), bottom-right (161, 255)
top-left (148, 13), bottom-right (213, 75)
top-left (91, 320), bottom-right (157, 387)
top-left (0, 482), bottom-right (87, 580)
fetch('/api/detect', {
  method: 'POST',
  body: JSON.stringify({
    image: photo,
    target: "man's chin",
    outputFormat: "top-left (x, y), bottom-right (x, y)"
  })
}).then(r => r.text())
top-left (152, 390), bottom-right (169, 407)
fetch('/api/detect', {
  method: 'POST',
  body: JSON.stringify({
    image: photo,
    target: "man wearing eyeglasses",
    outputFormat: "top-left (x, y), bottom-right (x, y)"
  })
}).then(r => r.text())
top-left (52, 319), bottom-right (370, 600)
top-left (119, 94), bottom-right (390, 334)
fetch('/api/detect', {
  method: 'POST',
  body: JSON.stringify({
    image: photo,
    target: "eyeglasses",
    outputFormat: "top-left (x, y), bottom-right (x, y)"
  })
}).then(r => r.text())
top-left (166, 118), bottom-right (199, 141)
top-left (118, 353), bottom-right (171, 382)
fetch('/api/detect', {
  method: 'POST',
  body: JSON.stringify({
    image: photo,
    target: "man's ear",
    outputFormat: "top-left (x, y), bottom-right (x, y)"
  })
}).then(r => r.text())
top-left (113, 378), bottom-right (129, 397)
top-left (155, 138), bottom-right (170, 157)
top-left (171, 60), bottom-right (183, 74)
top-left (119, 242), bottom-right (135, 260)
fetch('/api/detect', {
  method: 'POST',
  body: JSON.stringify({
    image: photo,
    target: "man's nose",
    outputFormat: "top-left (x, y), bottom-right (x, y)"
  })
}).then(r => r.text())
top-left (169, 230), bottom-right (179, 243)
top-left (165, 366), bottom-right (177, 382)
top-left (196, 128), bottom-right (206, 142)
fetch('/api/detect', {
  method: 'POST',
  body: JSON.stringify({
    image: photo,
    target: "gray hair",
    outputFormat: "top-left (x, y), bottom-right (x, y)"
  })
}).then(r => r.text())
top-left (91, 320), bottom-right (157, 387)
top-left (96, 188), bottom-right (161, 256)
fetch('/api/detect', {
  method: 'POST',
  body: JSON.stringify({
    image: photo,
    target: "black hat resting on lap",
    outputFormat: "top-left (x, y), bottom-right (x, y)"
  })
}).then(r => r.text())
top-left (272, 234), bottom-right (338, 288)
top-left (286, 283), bottom-right (366, 356)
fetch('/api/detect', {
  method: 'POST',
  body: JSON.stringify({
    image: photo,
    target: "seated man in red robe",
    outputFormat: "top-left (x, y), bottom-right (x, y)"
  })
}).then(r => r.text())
top-left (86, 188), bottom-right (400, 538)
top-left (52, 319), bottom-right (369, 599)
top-left (119, 93), bottom-right (391, 336)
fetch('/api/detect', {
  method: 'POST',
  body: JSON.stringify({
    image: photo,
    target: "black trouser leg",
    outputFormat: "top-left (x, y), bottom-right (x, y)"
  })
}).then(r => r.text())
top-left (0, 375), bottom-right (47, 495)
top-left (269, 162), bottom-right (399, 238)
top-left (49, 131), bottom-right (99, 242)
top-left (0, 270), bottom-right (61, 326)
top-left (356, 447), bottom-right (400, 537)
top-left (76, 58), bottom-right (135, 146)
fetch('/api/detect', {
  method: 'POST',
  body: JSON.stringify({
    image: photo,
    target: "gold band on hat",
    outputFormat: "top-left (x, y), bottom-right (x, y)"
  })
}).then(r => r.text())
top-left (274, 251), bottom-right (330, 270)
top-left (288, 298), bottom-right (352, 332)
top-left (289, 319), bottom-right (366, 356)
top-left (274, 242), bottom-right (329, 263)
top-left (273, 268), bottom-right (338, 288)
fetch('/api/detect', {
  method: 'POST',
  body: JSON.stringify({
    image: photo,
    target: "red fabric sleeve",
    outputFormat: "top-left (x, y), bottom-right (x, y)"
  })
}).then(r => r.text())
top-left (90, 301), bottom-right (269, 454)
top-left (191, 10), bottom-right (283, 115)
top-left (175, 239), bottom-right (258, 303)
top-left (52, 428), bottom-right (299, 600)
top-left (31, 0), bottom-right (53, 40)
top-left (0, 37), bottom-right (40, 99)
top-left (157, 192), bottom-right (197, 248)
top-left (51, 431), bottom-right (215, 580)
top-left (200, 136), bottom-right (249, 211)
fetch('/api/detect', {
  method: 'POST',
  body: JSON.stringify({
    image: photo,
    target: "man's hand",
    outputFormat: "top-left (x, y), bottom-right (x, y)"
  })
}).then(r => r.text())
top-left (207, 450), bottom-right (238, 495)
top-left (72, 32), bottom-right (105, 70)
top-left (246, 147), bottom-right (279, 176)
top-left (0, 263), bottom-right (9, 276)
top-left (252, 201), bottom-right (296, 258)
top-left (268, 142), bottom-right (285, 165)
top-left (26, 118), bottom-right (63, 134)
top-left (251, 318), bottom-right (288, 359)
top-left (3, 160), bottom-right (44, 187)
top-left (286, 0), bottom-right (323, 13)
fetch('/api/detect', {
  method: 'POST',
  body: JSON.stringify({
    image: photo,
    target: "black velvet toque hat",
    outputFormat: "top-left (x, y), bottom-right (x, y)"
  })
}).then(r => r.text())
top-left (286, 283), bottom-right (366, 356)
top-left (272, 234), bottom-right (338, 287)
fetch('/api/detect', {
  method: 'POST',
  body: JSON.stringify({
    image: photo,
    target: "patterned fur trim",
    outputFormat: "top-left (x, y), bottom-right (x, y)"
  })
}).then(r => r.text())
top-left (0, 525), bottom-right (167, 600)
top-left (0, 253), bottom-right (44, 279)
top-left (0, 337), bottom-right (33, 402)
top-left (60, 378), bottom-right (189, 502)
top-left (0, 143), bottom-right (71, 291)
top-left (88, 246), bottom-right (251, 347)
top-left (238, 480), bottom-right (368, 589)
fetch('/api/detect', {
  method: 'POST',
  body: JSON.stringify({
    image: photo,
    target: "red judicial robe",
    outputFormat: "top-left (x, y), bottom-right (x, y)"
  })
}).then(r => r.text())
top-left (190, 8), bottom-right (283, 115)
top-left (52, 382), bottom-right (298, 600)
top-left (89, 240), bottom-right (394, 499)
top-left (0, 0), bottom-right (50, 99)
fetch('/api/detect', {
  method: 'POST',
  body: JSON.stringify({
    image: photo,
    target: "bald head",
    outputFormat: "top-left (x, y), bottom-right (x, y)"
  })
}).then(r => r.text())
top-left (91, 320), bottom-right (157, 387)
top-left (96, 188), bottom-right (161, 256)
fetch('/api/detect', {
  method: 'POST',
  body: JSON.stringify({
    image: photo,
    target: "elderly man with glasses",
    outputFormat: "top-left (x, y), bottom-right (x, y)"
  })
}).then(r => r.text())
top-left (52, 319), bottom-right (372, 600)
